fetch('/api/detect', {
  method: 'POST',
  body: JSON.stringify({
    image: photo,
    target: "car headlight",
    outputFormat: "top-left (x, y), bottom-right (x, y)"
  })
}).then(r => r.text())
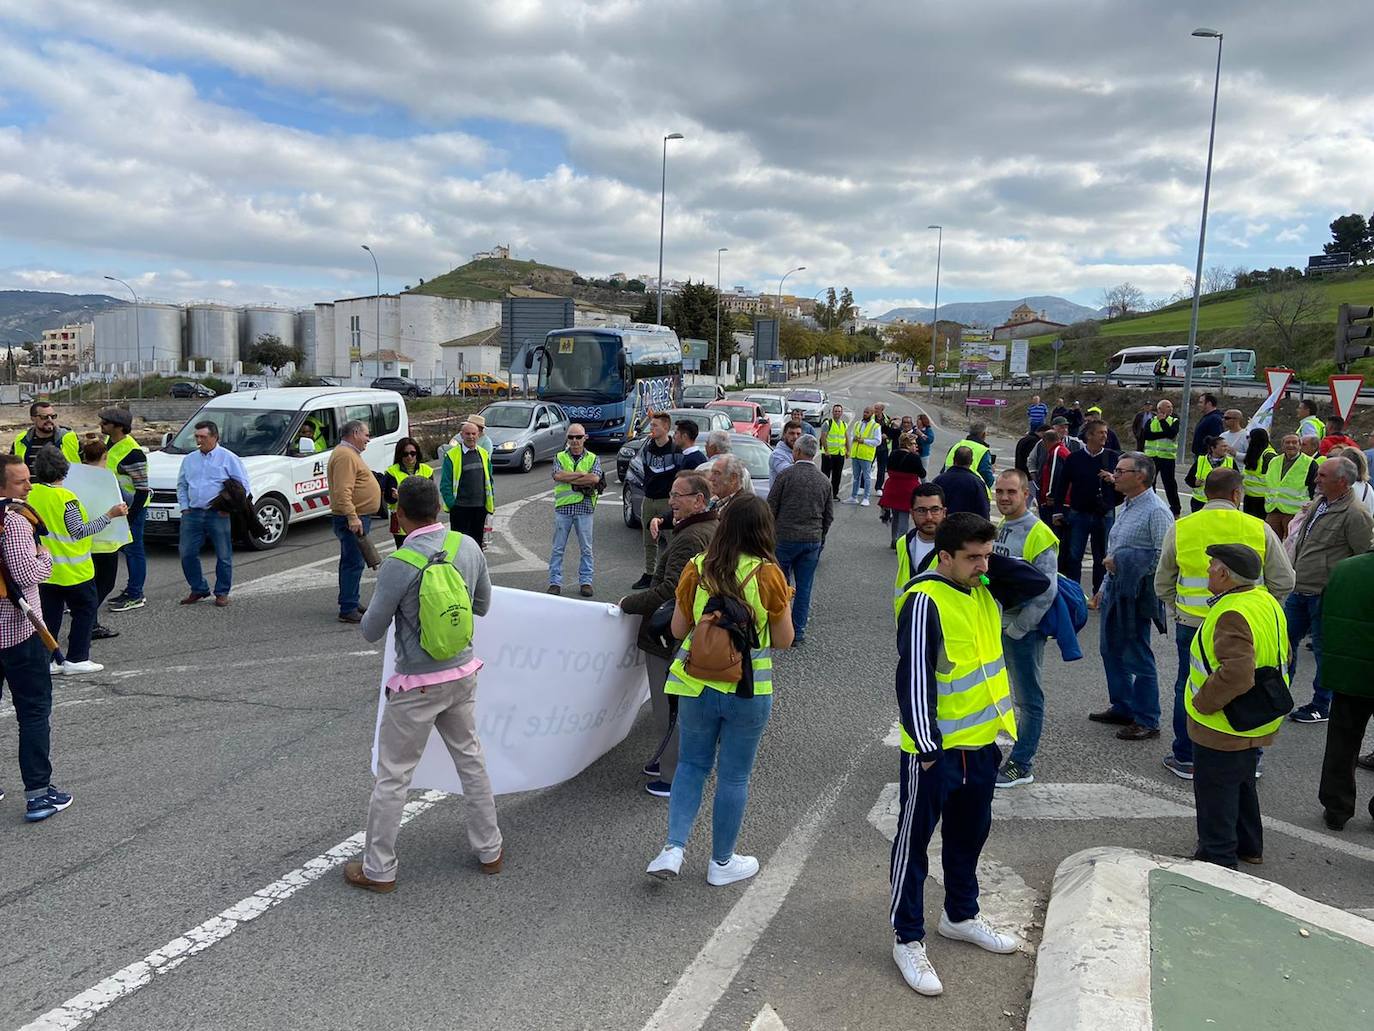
top-left (619, 447), bottom-right (634, 459)
top-left (497, 440), bottom-right (517, 452)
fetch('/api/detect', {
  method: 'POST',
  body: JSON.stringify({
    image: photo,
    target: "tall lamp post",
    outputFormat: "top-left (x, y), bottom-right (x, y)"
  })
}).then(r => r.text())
top-left (103, 275), bottom-right (142, 398)
top-left (656, 132), bottom-right (685, 325)
top-left (777, 266), bottom-right (805, 377)
top-left (928, 225), bottom-right (943, 375)
top-left (1176, 28), bottom-right (1224, 462)
top-left (361, 244), bottom-right (381, 381)
top-left (715, 247), bottom-right (728, 380)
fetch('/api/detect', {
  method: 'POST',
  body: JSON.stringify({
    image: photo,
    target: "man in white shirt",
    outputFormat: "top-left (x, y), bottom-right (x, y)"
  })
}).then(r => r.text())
top-left (1219, 409), bottom-right (1249, 460)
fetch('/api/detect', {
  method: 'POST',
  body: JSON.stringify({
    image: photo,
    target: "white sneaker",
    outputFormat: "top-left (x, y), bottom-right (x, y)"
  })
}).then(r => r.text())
top-left (646, 846), bottom-right (683, 880)
top-left (49, 661), bottom-right (65, 676)
top-left (706, 853), bottom-right (759, 886)
top-left (60, 660), bottom-right (104, 675)
top-left (843, 497), bottom-right (858, 504)
top-left (892, 939), bottom-right (943, 996)
top-left (937, 912), bottom-right (1021, 954)
top-left (860, 498), bottom-right (871, 507)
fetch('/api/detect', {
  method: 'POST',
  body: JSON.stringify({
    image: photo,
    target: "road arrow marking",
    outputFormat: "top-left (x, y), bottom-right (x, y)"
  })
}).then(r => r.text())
top-left (748, 1004), bottom-right (789, 1030)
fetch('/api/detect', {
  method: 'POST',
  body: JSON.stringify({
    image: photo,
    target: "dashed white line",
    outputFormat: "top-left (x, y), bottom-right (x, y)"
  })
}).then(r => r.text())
top-left (18, 790), bottom-right (451, 1031)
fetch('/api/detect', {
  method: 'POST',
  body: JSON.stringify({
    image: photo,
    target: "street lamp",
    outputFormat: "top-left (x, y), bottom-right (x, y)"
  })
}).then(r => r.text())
top-left (656, 132), bottom-right (685, 325)
top-left (715, 247), bottom-right (728, 380)
top-left (361, 244), bottom-right (381, 381)
top-left (928, 225), bottom-right (943, 373)
top-left (776, 267), bottom-right (805, 379)
top-left (1177, 28), bottom-right (1224, 463)
top-left (104, 275), bottom-right (142, 399)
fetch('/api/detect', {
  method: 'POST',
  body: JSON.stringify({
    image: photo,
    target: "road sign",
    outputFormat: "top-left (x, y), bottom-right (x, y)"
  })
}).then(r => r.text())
top-left (1329, 375), bottom-right (1364, 422)
top-left (1264, 367), bottom-right (1295, 403)
top-left (1051, 338), bottom-right (1064, 351)
top-left (926, 364), bottom-right (935, 374)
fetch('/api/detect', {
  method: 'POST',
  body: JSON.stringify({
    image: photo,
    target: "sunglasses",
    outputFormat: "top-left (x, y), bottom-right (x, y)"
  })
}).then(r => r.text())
top-left (567, 434), bottom-right (585, 440)
top-left (401, 450), bottom-right (418, 456)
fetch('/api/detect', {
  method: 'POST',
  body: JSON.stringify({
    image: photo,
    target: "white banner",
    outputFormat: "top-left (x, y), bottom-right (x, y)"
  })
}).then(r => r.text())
top-left (64, 463), bottom-right (131, 549)
top-left (371, 586), bottom-right (649, 795)
top-left (1245, 381), bottom-right (1286, 435)
top-left (1010, 339), bottom-right (1029, 375)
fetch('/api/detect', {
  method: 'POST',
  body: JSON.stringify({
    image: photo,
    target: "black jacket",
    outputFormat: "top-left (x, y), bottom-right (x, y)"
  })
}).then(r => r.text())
top-left (931, 467), bottom-right (990, 519)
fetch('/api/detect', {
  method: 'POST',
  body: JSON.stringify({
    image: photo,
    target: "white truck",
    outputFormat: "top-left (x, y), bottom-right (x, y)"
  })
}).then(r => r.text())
top-left (144, 387), bottom-right (411, 549)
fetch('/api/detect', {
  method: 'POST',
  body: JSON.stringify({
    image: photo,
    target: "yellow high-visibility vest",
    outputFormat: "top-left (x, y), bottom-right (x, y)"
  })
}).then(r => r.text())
top-left (823, 418), bottom-right (848, 456)
top-left (666, 556), bottom-right (774, 698)
top-left (1186, 587), bottom-right (1288, 738)
top-left (1173, 506), bottom-right (1267, 620)
top-left (552, 450), bottom-right (598, 508)
top-left (851, 419), bottom-right (881, 462)
top-left (1143, 417), bottom-right (1178, 460)
top-left (28, 482), bottom-right (95, 586)
top-left (385, 462), bottom-right (434, 513)
top-left (1263, 453), bottom-right (1314, 514)
top-left (1242, 448), bottom-right (1276, 499)
top-left (444, 446), bottom-right (495, 514)
top-left (105, 435), bottom-right (145, 495)
top-left (1190, 455), bottom-right (1235, 504)
top-left (943, 438), bottom-right (990, 475)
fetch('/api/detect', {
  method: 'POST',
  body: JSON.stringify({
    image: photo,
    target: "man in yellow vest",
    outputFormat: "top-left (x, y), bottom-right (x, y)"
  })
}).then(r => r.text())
top-left (98, 408), bottom-right (149, 612)
top-left (1154, 467), bottom-right (1293, 780)
top-left (1185, 543), bottom-right (1288, 867)
top-left (846, 405), bottom-right (881, 506)
top-left (440, 421), bottom-right (494, 549)
top-left (547, 423), bottom-right (603, 597)
top-left (1263, 433), bottom-right (1316, 539)
top-left (941, 422), bottom-right (995, 488)
top-left (1141, 397), bottom-right (1182, 516)
top-left (12, 401), bottom-right (80, 471)
top-left (819, 403), bottom-right (848, 500)
top-left (1296, 398), bottom-right (1324, 442)
top-left (890, 512), bottom-right (1049, 997)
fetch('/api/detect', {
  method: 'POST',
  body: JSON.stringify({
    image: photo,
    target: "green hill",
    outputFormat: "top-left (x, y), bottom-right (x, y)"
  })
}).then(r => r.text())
top-left (408, 257), bottom-right (579, 301)
top-left (1025, 266), bottom-right (1374, 380)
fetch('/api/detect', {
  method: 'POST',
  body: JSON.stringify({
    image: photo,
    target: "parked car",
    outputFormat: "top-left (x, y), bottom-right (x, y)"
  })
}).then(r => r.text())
top-left (233, 379), bottom-right (267, 393)
top-left (784, 388), bottom-right (828, 423)
top-left (615, 408), bottom-right (733, 482)
top-left (743, 393), bottom-right (785, 442)
top-left (443, 400), bottom-right (569, 473)
top-left (170, 381), bottom-right (215, 399)
top-left (370, 376), bottom-right (432, 398)
top-left (680, 383), bottom-right (727, 408)
top-left (460, 373), bottom-right (510, 397)
top-left (706, 399), bottom-right (771, 443)
top-left (621, 432), bottom-right (772, 528)
top-left (294, 376), bottom-right (340, 387)
top-left (144, 387), bottom-right (409, 550)
top-left (1010, 372), bottom-right (1032, 387)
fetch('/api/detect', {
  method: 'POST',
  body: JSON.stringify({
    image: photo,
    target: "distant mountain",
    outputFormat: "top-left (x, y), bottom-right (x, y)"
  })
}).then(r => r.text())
top-left (0, 290), bottom-right (121, 345)
top-left (874, 295), bottom-right (1103, 328)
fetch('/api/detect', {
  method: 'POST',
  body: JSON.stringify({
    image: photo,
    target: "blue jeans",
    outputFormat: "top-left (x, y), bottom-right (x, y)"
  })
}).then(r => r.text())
top-left (1100, 611), bottom-right (1160, 729)
top-left (333, 514), bottom-right (372, 615)
top-left (667, 689), bottom-right (773, 863)
top-left (179, 508), bottom-right (233, 597)
top-left (1, 632), bottom-right (55, 793)
top-left (775, 539), bottom-right (822, 636)
top-left (1170, 622), bottom-right (1199, 763)
top-left (1284, 591), bottom-right (1326, 714)
top-left (850, 457), bottom-right (873, 501)
top-left (549, 509), bottom-right (594, 587)
top-left (1005, 631), bottom-right (1046, 768)
top-left (1067, 510), bottom-right (1113, 594)
top-left (121, 505), bottom-right (147, 599)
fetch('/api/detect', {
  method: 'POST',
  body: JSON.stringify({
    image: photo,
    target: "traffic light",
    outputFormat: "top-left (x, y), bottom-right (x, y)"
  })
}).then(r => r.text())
top-left (1335, 303), bottom-right (1374, 369)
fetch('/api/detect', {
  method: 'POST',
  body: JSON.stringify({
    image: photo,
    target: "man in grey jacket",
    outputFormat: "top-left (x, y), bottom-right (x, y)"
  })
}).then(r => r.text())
top-left (344, 476), bottom-right (501, 893)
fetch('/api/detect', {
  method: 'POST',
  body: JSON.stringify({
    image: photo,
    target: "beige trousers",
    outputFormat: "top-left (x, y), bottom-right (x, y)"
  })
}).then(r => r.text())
top-left (363, 673), bottom-right (503, 881)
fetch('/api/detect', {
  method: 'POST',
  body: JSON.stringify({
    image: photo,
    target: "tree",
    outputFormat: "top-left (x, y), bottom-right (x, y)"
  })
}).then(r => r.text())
top-left (1201, 264), bottom-right (1235, 294)
top-left (246, 334), bottom-right (303, 375)
top-left (1325, 213), bottom-right (1371, 263)
top-left (884, 322), bottom-right (932, 368)
top-left (1100, 282), bottom-right (1145, 319)
top-left (1250, 281), bottom-right (1324, 367)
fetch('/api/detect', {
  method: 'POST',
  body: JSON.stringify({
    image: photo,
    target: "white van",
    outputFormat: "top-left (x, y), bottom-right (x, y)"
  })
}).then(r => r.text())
top-left (144, 387), bottom-right (410, 549)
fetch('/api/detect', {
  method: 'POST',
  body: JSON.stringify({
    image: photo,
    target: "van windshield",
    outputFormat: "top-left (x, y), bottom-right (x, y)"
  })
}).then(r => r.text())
top-left (164, 409), bottom-right (295, 456)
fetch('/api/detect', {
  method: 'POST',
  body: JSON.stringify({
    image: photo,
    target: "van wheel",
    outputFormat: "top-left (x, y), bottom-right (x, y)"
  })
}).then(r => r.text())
top-left (246, 495), bottom-right (289, 550)
top-left (519, 447), bottom-right (534, 473)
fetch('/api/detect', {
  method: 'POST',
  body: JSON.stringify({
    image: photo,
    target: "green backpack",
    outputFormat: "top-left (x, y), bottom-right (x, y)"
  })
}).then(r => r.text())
top-left (390, 531), bottom-right (473, 660)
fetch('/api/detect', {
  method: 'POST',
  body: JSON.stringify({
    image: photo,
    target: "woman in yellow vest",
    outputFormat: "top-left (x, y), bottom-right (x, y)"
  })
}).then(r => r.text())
top-left (28, 445), bottom-right (127, 675)
top-left (1185, 435), bottom-right (1236, 512)
top-left (80, 438), bottom-right (133, 642)
top-left (647, 496), bottom-right (794, 885)
top-left (382, 437), bottom-right (433, 548)
top-left (1239, 428), bottom-right (1276, 519)
top-left (1185, 543), bottom-right (1288, 868)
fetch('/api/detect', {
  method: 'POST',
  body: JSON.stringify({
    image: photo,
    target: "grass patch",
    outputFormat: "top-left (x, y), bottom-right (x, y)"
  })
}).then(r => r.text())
top-left (409, 257), bottom-right (577, 302)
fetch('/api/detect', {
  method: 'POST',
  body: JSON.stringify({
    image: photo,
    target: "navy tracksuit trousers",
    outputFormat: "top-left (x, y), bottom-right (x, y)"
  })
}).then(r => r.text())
top-left (889, 742), bottom-right (1001, 944)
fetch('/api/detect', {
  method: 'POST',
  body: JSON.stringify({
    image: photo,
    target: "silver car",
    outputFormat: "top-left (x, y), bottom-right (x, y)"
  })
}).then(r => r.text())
top-left (473, 400), bottom-right (571, 472)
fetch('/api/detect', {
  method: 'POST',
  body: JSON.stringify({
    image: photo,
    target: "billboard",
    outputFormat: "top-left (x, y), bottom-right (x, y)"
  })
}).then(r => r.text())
top-left (1010, 339), bottom-right (1029, 375)
top-left (501, 297), bottom-right (576, 369)
top-left (753, 317), bottom-right (779, 361)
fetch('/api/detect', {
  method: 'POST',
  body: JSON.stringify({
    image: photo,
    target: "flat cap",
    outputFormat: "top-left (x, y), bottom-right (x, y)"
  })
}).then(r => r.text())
top-left (1052, 416), bottom-right (1069, 426)
top-left (97, 407), bottom-right (133, 430)
top-left (1206, 542), bottom-right (1261, 582)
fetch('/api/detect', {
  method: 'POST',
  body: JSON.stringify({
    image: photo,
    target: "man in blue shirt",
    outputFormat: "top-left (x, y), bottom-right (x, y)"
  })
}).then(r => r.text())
top-left (770, 421), bottom-right (802, 485)
top-left (176, 420), bottom-right (250, 606)
top-left (1027, 395), bottom-right (1048, 432)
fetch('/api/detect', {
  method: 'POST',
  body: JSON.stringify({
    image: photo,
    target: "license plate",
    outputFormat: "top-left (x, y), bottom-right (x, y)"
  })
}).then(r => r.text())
top-left (147, 508), bottom-right (170, 521)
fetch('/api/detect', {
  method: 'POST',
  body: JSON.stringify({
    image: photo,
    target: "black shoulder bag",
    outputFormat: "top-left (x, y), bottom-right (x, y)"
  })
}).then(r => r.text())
top-left (1221, 610), bottom-right (1295, 732)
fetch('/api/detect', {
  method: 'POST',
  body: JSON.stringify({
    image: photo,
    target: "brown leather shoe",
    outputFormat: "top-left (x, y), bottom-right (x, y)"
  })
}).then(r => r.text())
top-left (1116, 723), bottom-right (1161, 741)
top-left (546, 584), bottom-right (561, 595)
top-left (1238, 855), bottom-right (1263, 865)
top-left (480, 848), bottom-right (504, 875)
top-left (343, 860), bottom-right (395, 893)
top-left (580, 584), bottom-right (593, 598)
top-left (337, 609), bottom-right (362, 623)
top-left (1088, 708), bottom-right (1134, 726)
top-left (180, 592), bottom-right (209, 605)
top-left (214, 595), bottom-right (231, 607)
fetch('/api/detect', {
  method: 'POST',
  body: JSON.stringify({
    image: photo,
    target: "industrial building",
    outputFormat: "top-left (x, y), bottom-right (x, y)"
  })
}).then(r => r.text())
top-left (310, 293), bottom-right (501, 380)
top-left (91, 303), bottom-right (311, 371)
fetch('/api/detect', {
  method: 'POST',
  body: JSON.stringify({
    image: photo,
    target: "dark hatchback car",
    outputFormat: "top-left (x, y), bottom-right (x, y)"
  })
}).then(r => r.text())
top-left (170, 381), bottom-right (215, 399)
top-left (370, 376), bottom-right (431, 398)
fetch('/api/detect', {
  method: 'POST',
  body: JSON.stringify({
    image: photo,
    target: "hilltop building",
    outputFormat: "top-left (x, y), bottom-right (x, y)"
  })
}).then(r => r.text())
top-left (991, 302), bottom-right (1067, 341)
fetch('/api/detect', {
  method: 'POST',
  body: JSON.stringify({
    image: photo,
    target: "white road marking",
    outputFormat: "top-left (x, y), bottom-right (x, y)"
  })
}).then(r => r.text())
top-left (639, 760), bottom-right (860, 1031)
top-left (18, 789), bottom-right (451, 1031)
top-left (1115, 770), bottom-right (1374, 865)
top-left (102, 649), bottom-right (379, 681)
top-left (1351, 908), bottom-right (1374, 921)
top-left (748, 1004), bottom-right (790, 1031)
top-left (993, 782), bottom-right (1192, 821)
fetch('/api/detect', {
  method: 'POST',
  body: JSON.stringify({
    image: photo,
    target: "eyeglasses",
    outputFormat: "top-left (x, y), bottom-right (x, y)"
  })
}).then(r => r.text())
top-left (1113, 467), bottom-right (1138, 476)
top-left (913, 505), bottom-right (944, 515)
top-left (567, 434), bottom-right (585, 440)
top-left (401, 450), bottom-right (418, 456)
top-left (669, 490), bottom-right (701, 499)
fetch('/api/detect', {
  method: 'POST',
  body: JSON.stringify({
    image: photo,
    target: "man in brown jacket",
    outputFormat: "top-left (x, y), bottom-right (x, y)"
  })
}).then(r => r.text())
top-left (618, 471), bottom-right (716, 799)
top-left (1285, 457), bottom-right (1374, 723)
top-left (328, 419), bottom-right (381, 623)
top-left (1187, 544), bottom-right (1287, 868)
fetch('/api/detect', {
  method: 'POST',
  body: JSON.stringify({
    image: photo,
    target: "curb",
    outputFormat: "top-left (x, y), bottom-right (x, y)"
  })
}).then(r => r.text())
top-left (1026, 846), bottom-right (1374, 1030)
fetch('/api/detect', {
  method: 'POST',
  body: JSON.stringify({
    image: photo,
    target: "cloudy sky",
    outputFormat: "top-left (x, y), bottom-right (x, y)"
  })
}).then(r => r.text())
top-left (1, 0), bottom-right (1371, 317)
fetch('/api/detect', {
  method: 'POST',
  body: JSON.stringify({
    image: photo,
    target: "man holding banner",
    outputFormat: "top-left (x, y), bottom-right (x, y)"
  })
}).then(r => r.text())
top-left (346, 476), bottom-right (501, 893)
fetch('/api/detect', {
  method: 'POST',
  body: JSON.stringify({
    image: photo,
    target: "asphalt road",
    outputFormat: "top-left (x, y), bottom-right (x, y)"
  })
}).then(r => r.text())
top-left (2, 362), bottom-right (1372, 1031)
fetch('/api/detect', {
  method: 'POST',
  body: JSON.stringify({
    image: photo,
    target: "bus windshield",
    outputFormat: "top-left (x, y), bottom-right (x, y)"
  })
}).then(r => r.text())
top-left (164, 409), bottom-right (294, 456)
top-left (539, 333), bottom-right (622, 401)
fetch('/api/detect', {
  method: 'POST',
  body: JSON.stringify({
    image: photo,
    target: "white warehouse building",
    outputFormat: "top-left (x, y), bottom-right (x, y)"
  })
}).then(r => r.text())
top-left (310, 293), bottom-right (501, 380)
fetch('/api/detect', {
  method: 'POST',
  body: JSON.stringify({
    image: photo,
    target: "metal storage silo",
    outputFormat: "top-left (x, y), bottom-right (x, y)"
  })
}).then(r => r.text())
top-left (313, 303), bottom-right (337, 376)
top-left (296, 309), bottom-right (317, 373)
top-left (187, 304), bottom-right (242, 369)
top-left (93, 303), bottom-right (184, 366)
top-left (241, 305), bottom-right (298, 355)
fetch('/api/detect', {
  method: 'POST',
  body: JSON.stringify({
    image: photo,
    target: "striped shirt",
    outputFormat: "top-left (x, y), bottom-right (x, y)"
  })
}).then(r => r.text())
top-left (1027, 402), bottom-right (1048, 430)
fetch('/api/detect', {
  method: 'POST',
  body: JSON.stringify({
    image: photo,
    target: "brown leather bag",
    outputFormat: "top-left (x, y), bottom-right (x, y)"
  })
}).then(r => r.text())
top-left (684, 565), bottom-right (763, 685)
